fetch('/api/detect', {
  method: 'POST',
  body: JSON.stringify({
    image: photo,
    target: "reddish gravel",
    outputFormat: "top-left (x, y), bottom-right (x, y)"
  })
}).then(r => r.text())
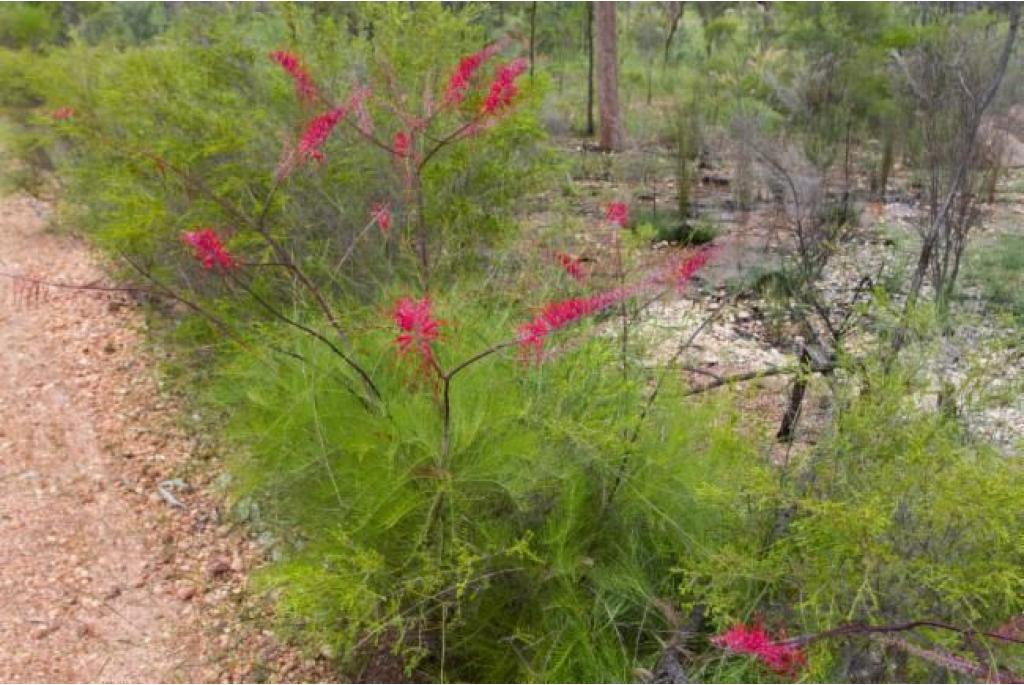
top-left (0, 195), bottom-right (331, 682)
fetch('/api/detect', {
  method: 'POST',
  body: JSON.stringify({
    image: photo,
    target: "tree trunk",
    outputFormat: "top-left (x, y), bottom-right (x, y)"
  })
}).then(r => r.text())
top-left (529, 1), bottom-right (537, 80)
top-left (873, 129), bottom-right (894, 201)
top-left (595, 2), bottom-right (625, 151)
top-left (585, 3), bottom-right (595, 137)
top-left (663, 1), bottom-right (684, 65)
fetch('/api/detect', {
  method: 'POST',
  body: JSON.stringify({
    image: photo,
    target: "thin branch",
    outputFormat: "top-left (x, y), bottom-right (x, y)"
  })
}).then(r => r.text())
top-left (0, 271), bottom-right (155, 296)
top-left (683, 365), bottom-right (797, 396)
top-left (439, 340), bottom-right (517, 458)
top-left (118, 250), bottom-right (307, 360)
top-left (225, 271), bottom-right (380, 401)
top-left (781, 619), bottom-right (1024, 648)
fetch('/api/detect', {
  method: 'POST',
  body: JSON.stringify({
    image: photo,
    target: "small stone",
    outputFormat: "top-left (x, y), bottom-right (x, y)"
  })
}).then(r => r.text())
top-left (176, 584), bottom-right (196, 602)
top-left (206, 557), bottom-right (232, 579)
top-left (30, 623), bottom-right (60, 640)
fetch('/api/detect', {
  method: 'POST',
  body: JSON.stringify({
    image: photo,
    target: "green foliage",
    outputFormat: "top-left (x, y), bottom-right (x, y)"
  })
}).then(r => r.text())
top-left (9, 3), bottom-right (553, 291)
top-left (0, 3), bottom-right (60, 50)
top-left (776, 362), bottom-right (1024, 678)
top-left (964, 233), bottom-right (1024, 322)
top-left (211, 292), bottom-right (779, 682)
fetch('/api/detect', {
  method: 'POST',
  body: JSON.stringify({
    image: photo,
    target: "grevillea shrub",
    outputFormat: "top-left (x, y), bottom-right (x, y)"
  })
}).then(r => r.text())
top-left (213, 290), bottom-right (782, 682)
top-left (13, 4), bottom-right (1024, 683)
top-left (16, 3), bottom-right (552, 304)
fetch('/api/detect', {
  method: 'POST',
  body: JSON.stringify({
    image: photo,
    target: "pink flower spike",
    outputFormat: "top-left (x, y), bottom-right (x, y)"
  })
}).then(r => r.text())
top-left (298, 106), bottom-right (348, 161)
top-left (372, 202), bottom-right (391, 234)
top-left (482, 58), bottom-right (528, 115)
top-left (393, 296), bottom-right (442, 374)
top-left (445, 42), bottom-right (503, 106)
top-left (605, 202), bottom-right (629, 228)
top-left (517, 287), bottom-right (631, 361)
top-left (269, 50), bottom-right (318, 103)
top-left (711, 623), bottom-right (806, 676)
top-left (181, 229), bottom-right (236, 271)
top-left (51, 107), bottom-right (76, 121)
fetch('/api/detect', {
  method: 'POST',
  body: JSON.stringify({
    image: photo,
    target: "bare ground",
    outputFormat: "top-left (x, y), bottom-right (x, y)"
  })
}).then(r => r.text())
top-left (0, 195), bottom-right (330, 682)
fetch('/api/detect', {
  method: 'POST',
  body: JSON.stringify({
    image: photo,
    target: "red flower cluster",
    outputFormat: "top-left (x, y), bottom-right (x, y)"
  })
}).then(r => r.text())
top-left (181, 229), bottom-right (235, 270)
top-left (711, 623), bottom-right (806, 676)
top-left (393, 131), bottom-right (410, 159)
top-left (445, 43), bottom-right (502, 106)
top-left (482, 58), bottom-right (528, 115)
top-left (517, 287), bottom-right (630, 358)
top-left (394, 296), bottom-right (441, 371)
top-left (554, 252), bottom-right (587, 282)
top-left (269, 50), bottom-right (318, 103)
top-left (372, 202), bottom-right (391, 234)
top-left (298, 106), bottom-right (348, 162)
top-left (51, 107), bottom-right (76, 121)
top-left (605, 202), bottom-right (629, 228)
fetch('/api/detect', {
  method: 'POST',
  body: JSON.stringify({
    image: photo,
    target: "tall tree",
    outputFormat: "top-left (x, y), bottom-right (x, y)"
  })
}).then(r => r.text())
top-left (585, 3), bottom-right (595, 136)
top-left (595, 1), bottom-right (624, 150)
top-left (529, 1), bottom-right (537, 79)
top-left (662, 1), bottom-right (684, 64)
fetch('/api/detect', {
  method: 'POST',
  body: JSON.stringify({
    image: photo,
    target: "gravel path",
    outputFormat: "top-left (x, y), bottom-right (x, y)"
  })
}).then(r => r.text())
top-left (0, 194), bottom-right (210, 681)
top-left (0, 193), bottom-right (335, 683)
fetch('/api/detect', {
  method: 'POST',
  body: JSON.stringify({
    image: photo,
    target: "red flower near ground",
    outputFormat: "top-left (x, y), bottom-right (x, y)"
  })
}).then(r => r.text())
top-left (482, 58), bottom-right (528, 115)
top-left (372, 202), bottom-right (391, 234)
top-left (554, 252), bottom-right (587, 282)
top-left (445, 43), bottom-right (503, 106)
top-left (181, 229), bottom-right (235, 270)
top-left (51, 107), bottom-right (76, 121)
top-left (298, 106), bottom-right (348, 162)
top-left (269, 50), bottom-right (318, 103)
top-left (394, 296), bottom-right (441, 372)
top-left (711, 623), bottom-right (806, 676)
top-left (605, 202), bottom-right (629, 228)
top-left (393, 131), bottom-right (410, 159)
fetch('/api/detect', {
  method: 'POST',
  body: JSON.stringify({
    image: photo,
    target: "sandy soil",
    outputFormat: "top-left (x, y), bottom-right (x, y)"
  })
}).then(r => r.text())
top-left (0, 195), bottom-right (332, 683)
top-left (0, 193), bottom-right (211, 681)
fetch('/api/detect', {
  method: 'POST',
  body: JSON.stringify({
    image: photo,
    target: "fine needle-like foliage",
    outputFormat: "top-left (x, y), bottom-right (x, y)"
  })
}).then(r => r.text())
top-left (3, 3), bottom-right (1023, 683)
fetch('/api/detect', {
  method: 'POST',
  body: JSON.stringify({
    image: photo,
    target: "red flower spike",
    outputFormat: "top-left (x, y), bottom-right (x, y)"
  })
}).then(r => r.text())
top-left (269, 50), bottom-right (318, 103)
top-left (51, 107), bottom-right (76, 121)
top-left (554, 252), bottom-right (587, 282)
top-left (482, 58), bottom-right (528, 115)
top-left (372, 202), bottom-right (391, 234)
top-left (711, 623), bottom-right (806, 676)
top-left (298, 106), bottom-right (348, 161)
top-left (181, 229), bottom-right (236, 270)
top-left (393, 131), bottom-right (410, 159)
top-left (605, 202), bottom-right (629, 228)
top-left (393, 296), bottom-right (441, 373)
top-left (517, 287), bottom-right (631, 360)
top-left (445, 42), bottom-right (503, 106)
